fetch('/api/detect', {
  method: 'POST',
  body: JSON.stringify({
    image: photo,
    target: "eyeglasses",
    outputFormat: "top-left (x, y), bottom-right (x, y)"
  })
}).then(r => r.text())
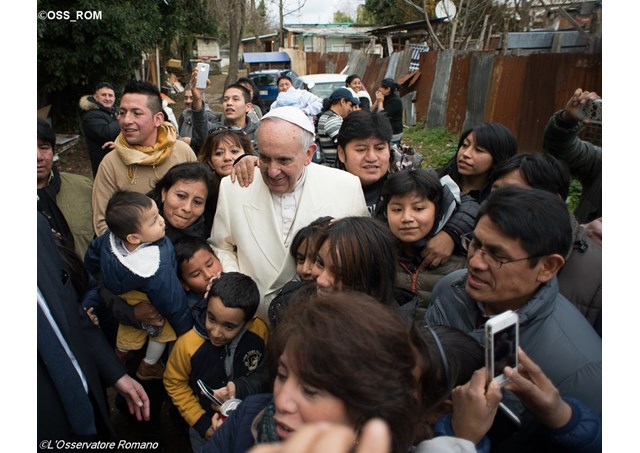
top-left (461, 233), bottom-right (538, 269)
top-left (208, 125), bottom-right (246, 136)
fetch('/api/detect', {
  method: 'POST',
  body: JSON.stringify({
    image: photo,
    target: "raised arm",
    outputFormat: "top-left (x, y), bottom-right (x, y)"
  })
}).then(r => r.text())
top-left (188, 68), bottom-right (219, 153)
top-left (543, 88), bottom-right (602, 193)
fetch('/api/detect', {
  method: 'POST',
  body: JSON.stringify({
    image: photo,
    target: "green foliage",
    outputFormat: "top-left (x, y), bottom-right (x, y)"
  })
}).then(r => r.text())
top-left (156, 0), bottom-right (218, 57)
top-left (356, 4), bottom-right (377, 24)
top-left (37, 0), bottom-right (219, 128)
top-left (257, 0), bottom-right (267, 19)
top-left (37, 0), bottom-right (168, 129)
top-left (402, 125), bottom-right (458, 170)
top-left (333, 11), bottom-right (354, 23)
top-left (566, 178), bottom-right (583, 213)
top-left (362, 0), bottom-right (423, 26)
top-left (38, 0), bottom-right (163, 93)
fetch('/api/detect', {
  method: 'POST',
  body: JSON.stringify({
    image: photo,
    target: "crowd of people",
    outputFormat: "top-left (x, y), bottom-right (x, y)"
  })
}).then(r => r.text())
top-left (37, 72), bottom-right (602, 453)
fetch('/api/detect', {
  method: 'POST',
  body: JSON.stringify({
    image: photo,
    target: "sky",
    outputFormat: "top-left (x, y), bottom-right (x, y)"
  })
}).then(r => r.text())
top-left (268, 0), bottom-right (365, 24)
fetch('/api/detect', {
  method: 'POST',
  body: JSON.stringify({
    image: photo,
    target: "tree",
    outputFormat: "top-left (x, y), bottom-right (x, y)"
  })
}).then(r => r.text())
top-left (512, 0), bottom-right (533, 31)
top-left (209, 0), bottom-right (270, 87)
top-left (38, 0), bottom-right (163, 127)
top-left (37, 0), bottom-right (217, 128)
top-left (272, 0), bottom-right (307, 48)
top-left (244, 0), bottom-right (271, 42)
top-left (356, 4), bottom-right (377, 24)
top-left (258, 0), bottom-right (267, 19)
top-left (224, 0), bottom-right (246, 87)
top-left (157, 0), bottom-right (219, 67)
top-left (436, 0), bottom-right (517, 50)
top-left (374, 0), bottom-right (521, 51)
top-left (362, 0), bottom-right (423, 26)
top-left (333, 11), bottom-right (354, 23)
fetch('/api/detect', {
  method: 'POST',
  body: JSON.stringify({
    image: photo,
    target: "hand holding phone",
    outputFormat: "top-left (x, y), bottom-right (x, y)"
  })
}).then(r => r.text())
top-left (197, 379), bottom-right (224, 406)
top-left (576, 98), bottom-right (602, 124)
top-left (196, 62), bottom-right (210, 90)
top-left (450, 368), bottom-right (502, 444)
top-left (503, 348), bottom-right (572, 429)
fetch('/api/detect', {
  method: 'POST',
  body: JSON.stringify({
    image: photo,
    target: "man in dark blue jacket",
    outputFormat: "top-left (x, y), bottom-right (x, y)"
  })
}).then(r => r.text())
top-left (79, 82), bottom-right (121, 176)
top-left (37, 212), bottom-right (150, 441)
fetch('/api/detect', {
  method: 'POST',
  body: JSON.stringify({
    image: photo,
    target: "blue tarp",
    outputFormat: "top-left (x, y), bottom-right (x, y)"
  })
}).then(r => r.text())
top-left (242, 52), bottom-right (290, 64)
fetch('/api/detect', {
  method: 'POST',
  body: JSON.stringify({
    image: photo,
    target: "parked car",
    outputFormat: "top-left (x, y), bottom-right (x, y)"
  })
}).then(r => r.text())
top-left (248, 69), bottom-right (303, 112)
top-left (298, 73), bottom-right (348, 100)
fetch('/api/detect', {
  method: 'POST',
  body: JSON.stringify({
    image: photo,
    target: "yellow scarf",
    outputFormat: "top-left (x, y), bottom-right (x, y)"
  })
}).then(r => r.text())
top-left (115, 122), bottom-right (177, 183)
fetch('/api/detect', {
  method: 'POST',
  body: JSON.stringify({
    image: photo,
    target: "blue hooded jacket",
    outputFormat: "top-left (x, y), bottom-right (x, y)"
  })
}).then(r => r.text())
top-left (84, 231), bottom-right (193, 336)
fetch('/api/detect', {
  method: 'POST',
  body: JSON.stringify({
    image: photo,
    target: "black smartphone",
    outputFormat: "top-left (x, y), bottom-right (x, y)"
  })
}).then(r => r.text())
top-left (197, 379), bottom-right (224, 406)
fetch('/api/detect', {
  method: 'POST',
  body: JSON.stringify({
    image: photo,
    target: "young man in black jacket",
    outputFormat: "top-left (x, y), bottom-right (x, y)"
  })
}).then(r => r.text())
top-left (79, 82), bottom-right (121, 176)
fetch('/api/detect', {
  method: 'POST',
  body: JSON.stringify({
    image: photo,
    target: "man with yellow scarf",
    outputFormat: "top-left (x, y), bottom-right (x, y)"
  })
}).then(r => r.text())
top-left (92, 81), bottom-right (197, 236)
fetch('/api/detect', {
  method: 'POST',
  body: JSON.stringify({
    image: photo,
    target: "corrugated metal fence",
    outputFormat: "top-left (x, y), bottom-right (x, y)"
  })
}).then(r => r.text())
top-left (306, 49), bottom-right (601, 152)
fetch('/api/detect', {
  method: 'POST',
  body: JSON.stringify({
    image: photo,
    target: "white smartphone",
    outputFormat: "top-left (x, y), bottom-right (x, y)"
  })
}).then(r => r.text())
top-left (196, 62), bottom-right (210, 89)
top-left (485, 310), bottom-right (519, 387)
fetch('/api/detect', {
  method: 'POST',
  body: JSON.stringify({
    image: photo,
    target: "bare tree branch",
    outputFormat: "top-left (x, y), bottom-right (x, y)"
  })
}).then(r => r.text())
top-left (270, 0), bottom-right (308, 48)
top-left (269, 0), bottom-right (308, 18)
top-left (456, 0), bottom-right (492, 50)
top-left (402, 0), bottom-right (424, 14)
top-left (448, 0), bottom-right (464, 49)
top-left (283, 0), bottom-right (307, 16)
top-left (423, 0), bottom-right (445, 50)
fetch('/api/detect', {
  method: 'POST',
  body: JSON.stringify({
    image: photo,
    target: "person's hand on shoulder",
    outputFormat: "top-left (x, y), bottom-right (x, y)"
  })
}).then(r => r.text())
top-left (101, 141), bottom-right (115, 151)
top-left (230, 155), bottom-right (259, 187)
top-left (420, 231), bottom-right (455, 269)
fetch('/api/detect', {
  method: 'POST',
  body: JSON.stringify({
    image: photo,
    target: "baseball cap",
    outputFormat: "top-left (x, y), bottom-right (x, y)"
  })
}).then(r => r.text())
top-left (261, 106), bottom-right (315, 134)
top-left (328, 87), bottom-right (360, 105)
top-left (380, 78), bottom-right (399, 89)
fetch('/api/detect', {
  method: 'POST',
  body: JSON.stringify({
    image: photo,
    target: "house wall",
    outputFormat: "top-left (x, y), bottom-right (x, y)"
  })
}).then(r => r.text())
top-left (293, 35), bottom-right (365, 53)
top-left (283, 49), bottom-right (307, 76)
top-left (416, 50), bottom-right (601, 151)
top-left (325, 37), bottom-right (351, 52)
top-left (242, 39), bottom-right (276, 54)
top-left (197, 38), bottom-right (220, 59)
top-left (307, 45), bottom-right (601, 152)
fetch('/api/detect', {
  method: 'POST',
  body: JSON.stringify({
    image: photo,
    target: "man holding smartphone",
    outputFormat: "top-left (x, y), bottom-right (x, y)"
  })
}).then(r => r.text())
top-left (543, 87), bottom-right (602, 224)
top-left (188, 69), bottom-right (259, 153)
top-left (424, 186), bottom-right (601, 447)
